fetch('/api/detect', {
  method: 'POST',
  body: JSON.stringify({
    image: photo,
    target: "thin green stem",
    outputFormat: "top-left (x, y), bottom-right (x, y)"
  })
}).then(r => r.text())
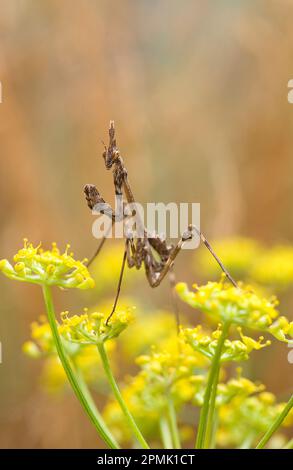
top-left (97, 341), bottom-right (149, 449)
top-left (42, 284), bottom-right (119, 449)
top-left (159, 416), bottom-right (173, 449)
top-left (196, 321), bottom-right (230, 449)
top-left (204, 364), bottom-right (220, 448)
top-left (167, 396), bottom-right (181, 449)
top-left (72, 362), bottom-right (119, 447)
top-left (208, 408), bottom-right (219, 449)
top-left (256, 394), bottom-right (293, 449)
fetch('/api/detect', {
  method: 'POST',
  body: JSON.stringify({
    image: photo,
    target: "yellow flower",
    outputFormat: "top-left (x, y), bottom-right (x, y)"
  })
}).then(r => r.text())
top-left (0, 239), bottom-right (95, 290)
top-left (217, 391), bottom-right (293, 448)
top-left (102, 375), bottom-right (160, 444)
top-left (23, 316), bottom-right (80, 357)
top-left (60, 307), bottom-right (135, 344)
top-left (181, 324), bottom-right (270, 362)
top-left (103, 336), bottom-right (208, 445)
top-left (133, 338), bottom-right (207, 412)
top-left (23, 317), bottom-right (115, 393)
top-left (103, 355), bottom-right (202, 446)
top-left (192, 369), bottom-right (265, 407)
top-left (215, 371), bottom-right (265, 407)
top-left (176, 279), bottom-right (293, 342)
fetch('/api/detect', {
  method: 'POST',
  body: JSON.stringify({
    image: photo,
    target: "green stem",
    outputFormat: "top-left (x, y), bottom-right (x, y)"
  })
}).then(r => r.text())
top-left (97, 341), bottom-right (149, 449)
top-left (196, 321), bottom-right (230, 449)
top-left (167, 396), bottom-right (181, 449)
top-left (72, 362), bottom-right (119, 448)
top-left (42, 284), bottom-right (118, 449)
top-left (204, 364), bottom-right (220, 448)
top-left (256, 394), bottom-right (293, 449)
top-left (159, 416), bottom-right (173, 449)
top-left (208, 408), bottom-right (219, 449)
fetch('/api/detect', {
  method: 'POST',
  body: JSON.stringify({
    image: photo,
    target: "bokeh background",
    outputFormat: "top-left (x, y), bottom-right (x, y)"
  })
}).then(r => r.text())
top-left (0, 0), bottom-right (292, 448)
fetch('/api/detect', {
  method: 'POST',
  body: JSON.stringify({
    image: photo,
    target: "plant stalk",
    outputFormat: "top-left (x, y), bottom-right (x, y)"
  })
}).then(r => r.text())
top-left (72, 362), bottom-right (119, 447)
top-left (97, 340), bottom-right (149, 449)
top-left (204, 364), bottom-right (220, 448)
top-left (42, 284), bottom-right (119, 449)
top-left (196, 321), bottom-right (230, 449)
top-left (159, 416), bottom-right (173, 449)
top-left (167, 396), bottom-right (181, 449)
top-left (256, 394), bottom-right (293, 449)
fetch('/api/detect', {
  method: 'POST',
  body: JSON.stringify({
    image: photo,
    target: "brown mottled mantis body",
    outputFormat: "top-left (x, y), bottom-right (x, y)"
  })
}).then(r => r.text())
top-left (84, 122), bottom-right (236, 324)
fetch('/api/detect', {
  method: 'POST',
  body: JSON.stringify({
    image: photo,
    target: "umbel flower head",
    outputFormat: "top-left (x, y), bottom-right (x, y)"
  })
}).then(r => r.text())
top-left (192, 368), bottom-right (265, 408)
top-left (215, 370), bottom-right (265, 407)
top-left (103, 339), bottom-right (207, 444)
top-left (103, 373), bottom-right (160, 444)
top-left (60, 307), bottom-right (135, 344)
top-left (181, 324), bottom-right (271, 363)
top-left (23, 317), bottom-right (115, 392)
top-left (217, 390), bottom-right (293, 448)
top-left (176, 277), bottom-right (293, 343)
top-left (0, 239), bottom-right (95, 289)
top-left (132, 339), bottom-right (207, 410)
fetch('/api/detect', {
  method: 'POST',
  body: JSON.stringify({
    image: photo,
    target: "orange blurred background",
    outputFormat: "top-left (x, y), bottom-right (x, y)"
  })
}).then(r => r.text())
top-left (0, 1), bottom-right (292, 447)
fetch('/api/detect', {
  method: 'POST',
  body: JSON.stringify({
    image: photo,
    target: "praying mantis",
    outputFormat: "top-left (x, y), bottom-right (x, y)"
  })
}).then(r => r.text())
top-left (84, 121), bottom-right (236, 324)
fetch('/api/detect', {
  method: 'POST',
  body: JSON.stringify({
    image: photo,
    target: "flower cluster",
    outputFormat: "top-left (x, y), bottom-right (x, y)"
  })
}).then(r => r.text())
top-left (103, 374), bottom-right (160, 444)
top-left (102, 338), bottom-right (267, 445)
top-left (217, 391), bottom-right (293, 448)
top-left (181, 324), bottom-right (271, 363)
top-left (135, 341), bottom-right (206, 406)
top-left (23, 317), bottom-right (114, 393)
top-left (176, 279), bottom-right (293, 342)
top-left (103, 339), bottom-right (206, 443)
top-left (60, 307), bottom-right (135, 344)
top-left (192, 369), bottom-right (265, 407)
top-left (215, 372), bottom-right (265, 407)
top-left (0, 240), bottom-right (95, 289)
top-left (5, 236), bottom-right (291, 448)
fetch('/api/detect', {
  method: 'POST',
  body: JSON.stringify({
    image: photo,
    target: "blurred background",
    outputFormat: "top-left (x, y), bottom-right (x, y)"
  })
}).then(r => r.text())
top-left (0, 0), bottom-right (292, 448)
